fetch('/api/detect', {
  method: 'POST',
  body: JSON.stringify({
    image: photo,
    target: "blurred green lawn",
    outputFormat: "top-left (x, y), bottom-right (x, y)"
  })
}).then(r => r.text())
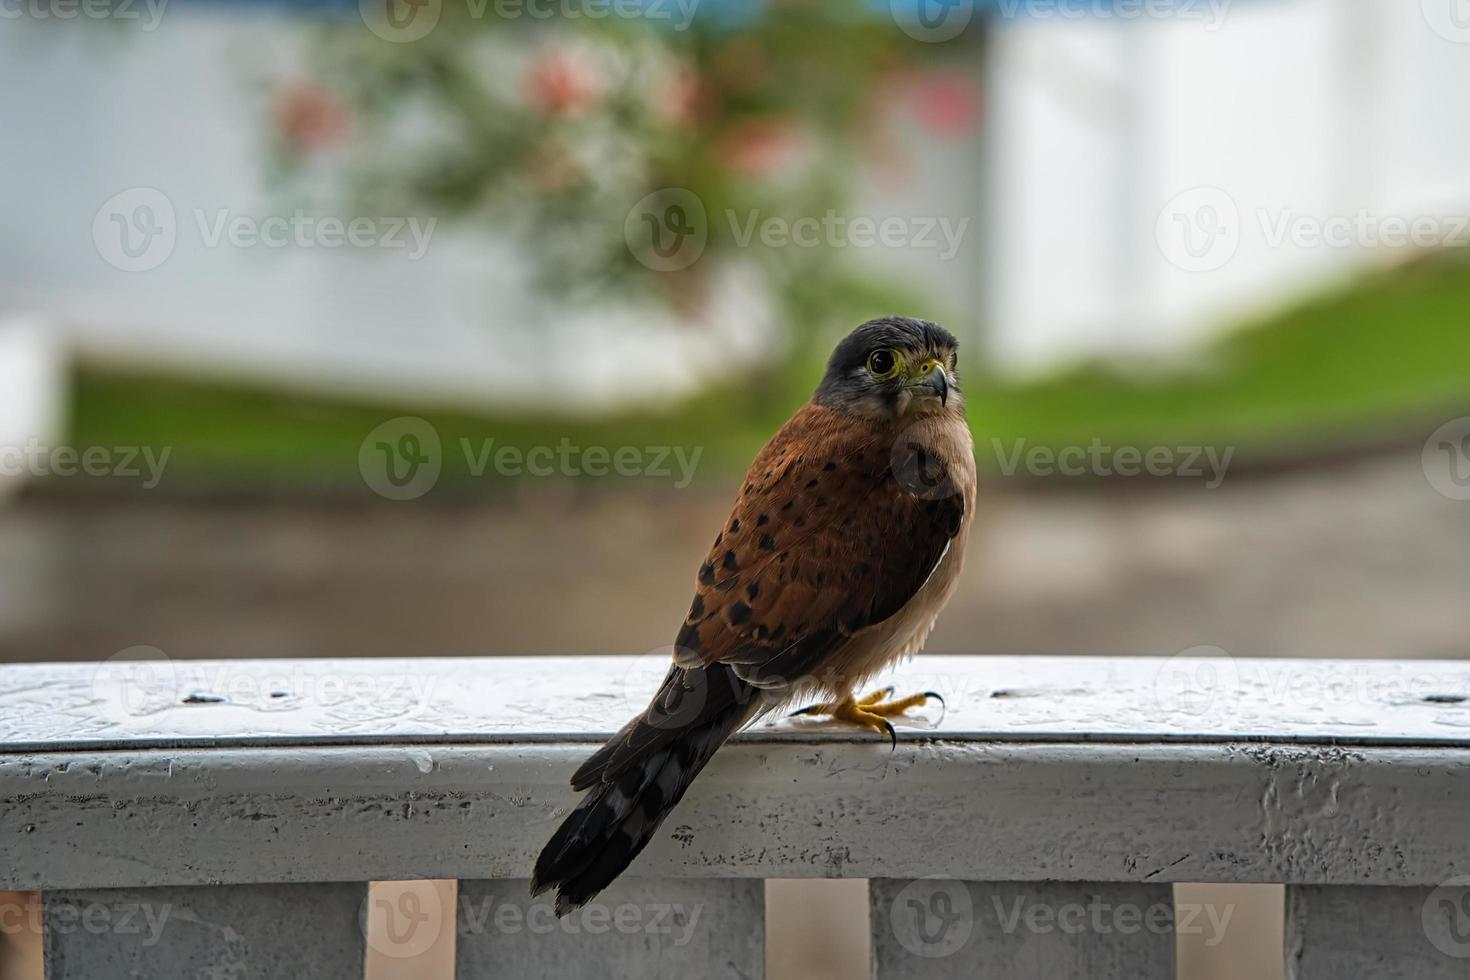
top-left (70, 253), bottom-right (1470, 490)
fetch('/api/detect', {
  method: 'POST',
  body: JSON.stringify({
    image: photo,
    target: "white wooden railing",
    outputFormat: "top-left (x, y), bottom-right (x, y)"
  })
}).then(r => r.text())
top-left (4, 654), bottom-right (1470, 978)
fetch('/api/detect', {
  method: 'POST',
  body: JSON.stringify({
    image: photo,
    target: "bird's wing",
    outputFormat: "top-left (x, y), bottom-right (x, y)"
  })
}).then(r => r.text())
top-left (672, 402), bottom-right (965, 686)
top-left (565, 402), bottom-right (965, 794)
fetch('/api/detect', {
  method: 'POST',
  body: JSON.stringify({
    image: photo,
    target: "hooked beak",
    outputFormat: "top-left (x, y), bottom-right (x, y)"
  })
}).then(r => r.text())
top-left (903, 360), bottom-right (950, 406)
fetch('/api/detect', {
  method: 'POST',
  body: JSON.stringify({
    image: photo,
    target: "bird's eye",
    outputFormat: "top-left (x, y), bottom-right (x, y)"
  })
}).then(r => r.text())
top-left (867, 348), bottom-right (899, 379)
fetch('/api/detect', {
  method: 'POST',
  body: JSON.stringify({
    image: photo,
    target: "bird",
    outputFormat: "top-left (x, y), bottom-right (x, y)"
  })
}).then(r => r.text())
top-left (531, 315), bottom-right (977, 914)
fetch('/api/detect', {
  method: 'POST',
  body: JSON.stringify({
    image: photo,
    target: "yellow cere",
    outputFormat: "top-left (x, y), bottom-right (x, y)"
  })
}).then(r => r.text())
top-left (913, 358), bottom-right (942, 378)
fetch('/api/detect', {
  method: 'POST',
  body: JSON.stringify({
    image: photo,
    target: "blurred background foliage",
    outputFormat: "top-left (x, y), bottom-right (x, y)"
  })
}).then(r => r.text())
top-left (72, 250), bottom-right (1470, 489)
top-left (31, 1), bottom-right (1469, 494)
top-left (274, 1), bottom-right (938, 373)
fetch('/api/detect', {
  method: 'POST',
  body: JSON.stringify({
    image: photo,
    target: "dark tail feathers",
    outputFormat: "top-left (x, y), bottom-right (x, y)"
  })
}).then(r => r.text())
top-left (531, 664), bottom-right (758, 914)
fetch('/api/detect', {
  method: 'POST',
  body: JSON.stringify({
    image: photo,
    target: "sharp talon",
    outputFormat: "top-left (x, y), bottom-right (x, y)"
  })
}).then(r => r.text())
top-left (789, 704), bottom-right (819, 717)
top-left (882, 720), bottom-right (896, 751)
top-left (923, 691), bottom-right (944, 705)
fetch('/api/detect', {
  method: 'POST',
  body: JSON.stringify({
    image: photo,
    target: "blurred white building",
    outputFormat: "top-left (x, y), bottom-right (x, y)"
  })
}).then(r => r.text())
top-left (0, 318), bottom-right (67, 498)
top-left (0, 0), bottom-right (1467, 409)
top-left (981, 0), bottom-right (1470, 371)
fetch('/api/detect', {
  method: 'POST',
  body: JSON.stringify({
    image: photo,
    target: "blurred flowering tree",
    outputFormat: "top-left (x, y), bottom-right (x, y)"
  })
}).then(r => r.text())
top-left (271, 1), bottom-right (977, 384)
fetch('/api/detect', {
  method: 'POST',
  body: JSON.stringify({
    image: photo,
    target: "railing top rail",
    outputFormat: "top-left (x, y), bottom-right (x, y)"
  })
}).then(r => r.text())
top-left (4, 654), bottom-right (1470, 753)
top-left (6, 655), bottom-right (1470, 892)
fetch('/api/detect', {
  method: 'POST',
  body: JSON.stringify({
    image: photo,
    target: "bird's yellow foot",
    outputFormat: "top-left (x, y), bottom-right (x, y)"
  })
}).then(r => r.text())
top-left (790, 686), bottom-right (945, 749)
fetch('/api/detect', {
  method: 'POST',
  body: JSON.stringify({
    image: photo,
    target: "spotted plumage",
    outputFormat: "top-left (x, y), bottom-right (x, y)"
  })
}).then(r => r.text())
top-left (532, 316), bottom-right (977, 914)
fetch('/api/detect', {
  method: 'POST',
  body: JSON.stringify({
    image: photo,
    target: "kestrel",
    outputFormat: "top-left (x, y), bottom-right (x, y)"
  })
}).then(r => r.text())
top-left (532, 316), bottom-right (976, 913)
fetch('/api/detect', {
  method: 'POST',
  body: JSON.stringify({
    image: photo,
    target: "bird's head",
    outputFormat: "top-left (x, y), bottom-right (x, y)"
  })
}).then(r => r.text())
top-left (812, 316), bottom-right (962, 423)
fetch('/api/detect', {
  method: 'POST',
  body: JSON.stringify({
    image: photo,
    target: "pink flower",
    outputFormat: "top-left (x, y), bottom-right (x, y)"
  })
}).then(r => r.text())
top-left (525, 50), bottom-right (605, 118)
top-left (274, 83), bottom-right (350, 155)
top-left (718, 118), bottom-right (807, 179)
top-left (909, 70), bottom-right (982, 140)
top-left (655, 65), bottom-right (707, 129)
